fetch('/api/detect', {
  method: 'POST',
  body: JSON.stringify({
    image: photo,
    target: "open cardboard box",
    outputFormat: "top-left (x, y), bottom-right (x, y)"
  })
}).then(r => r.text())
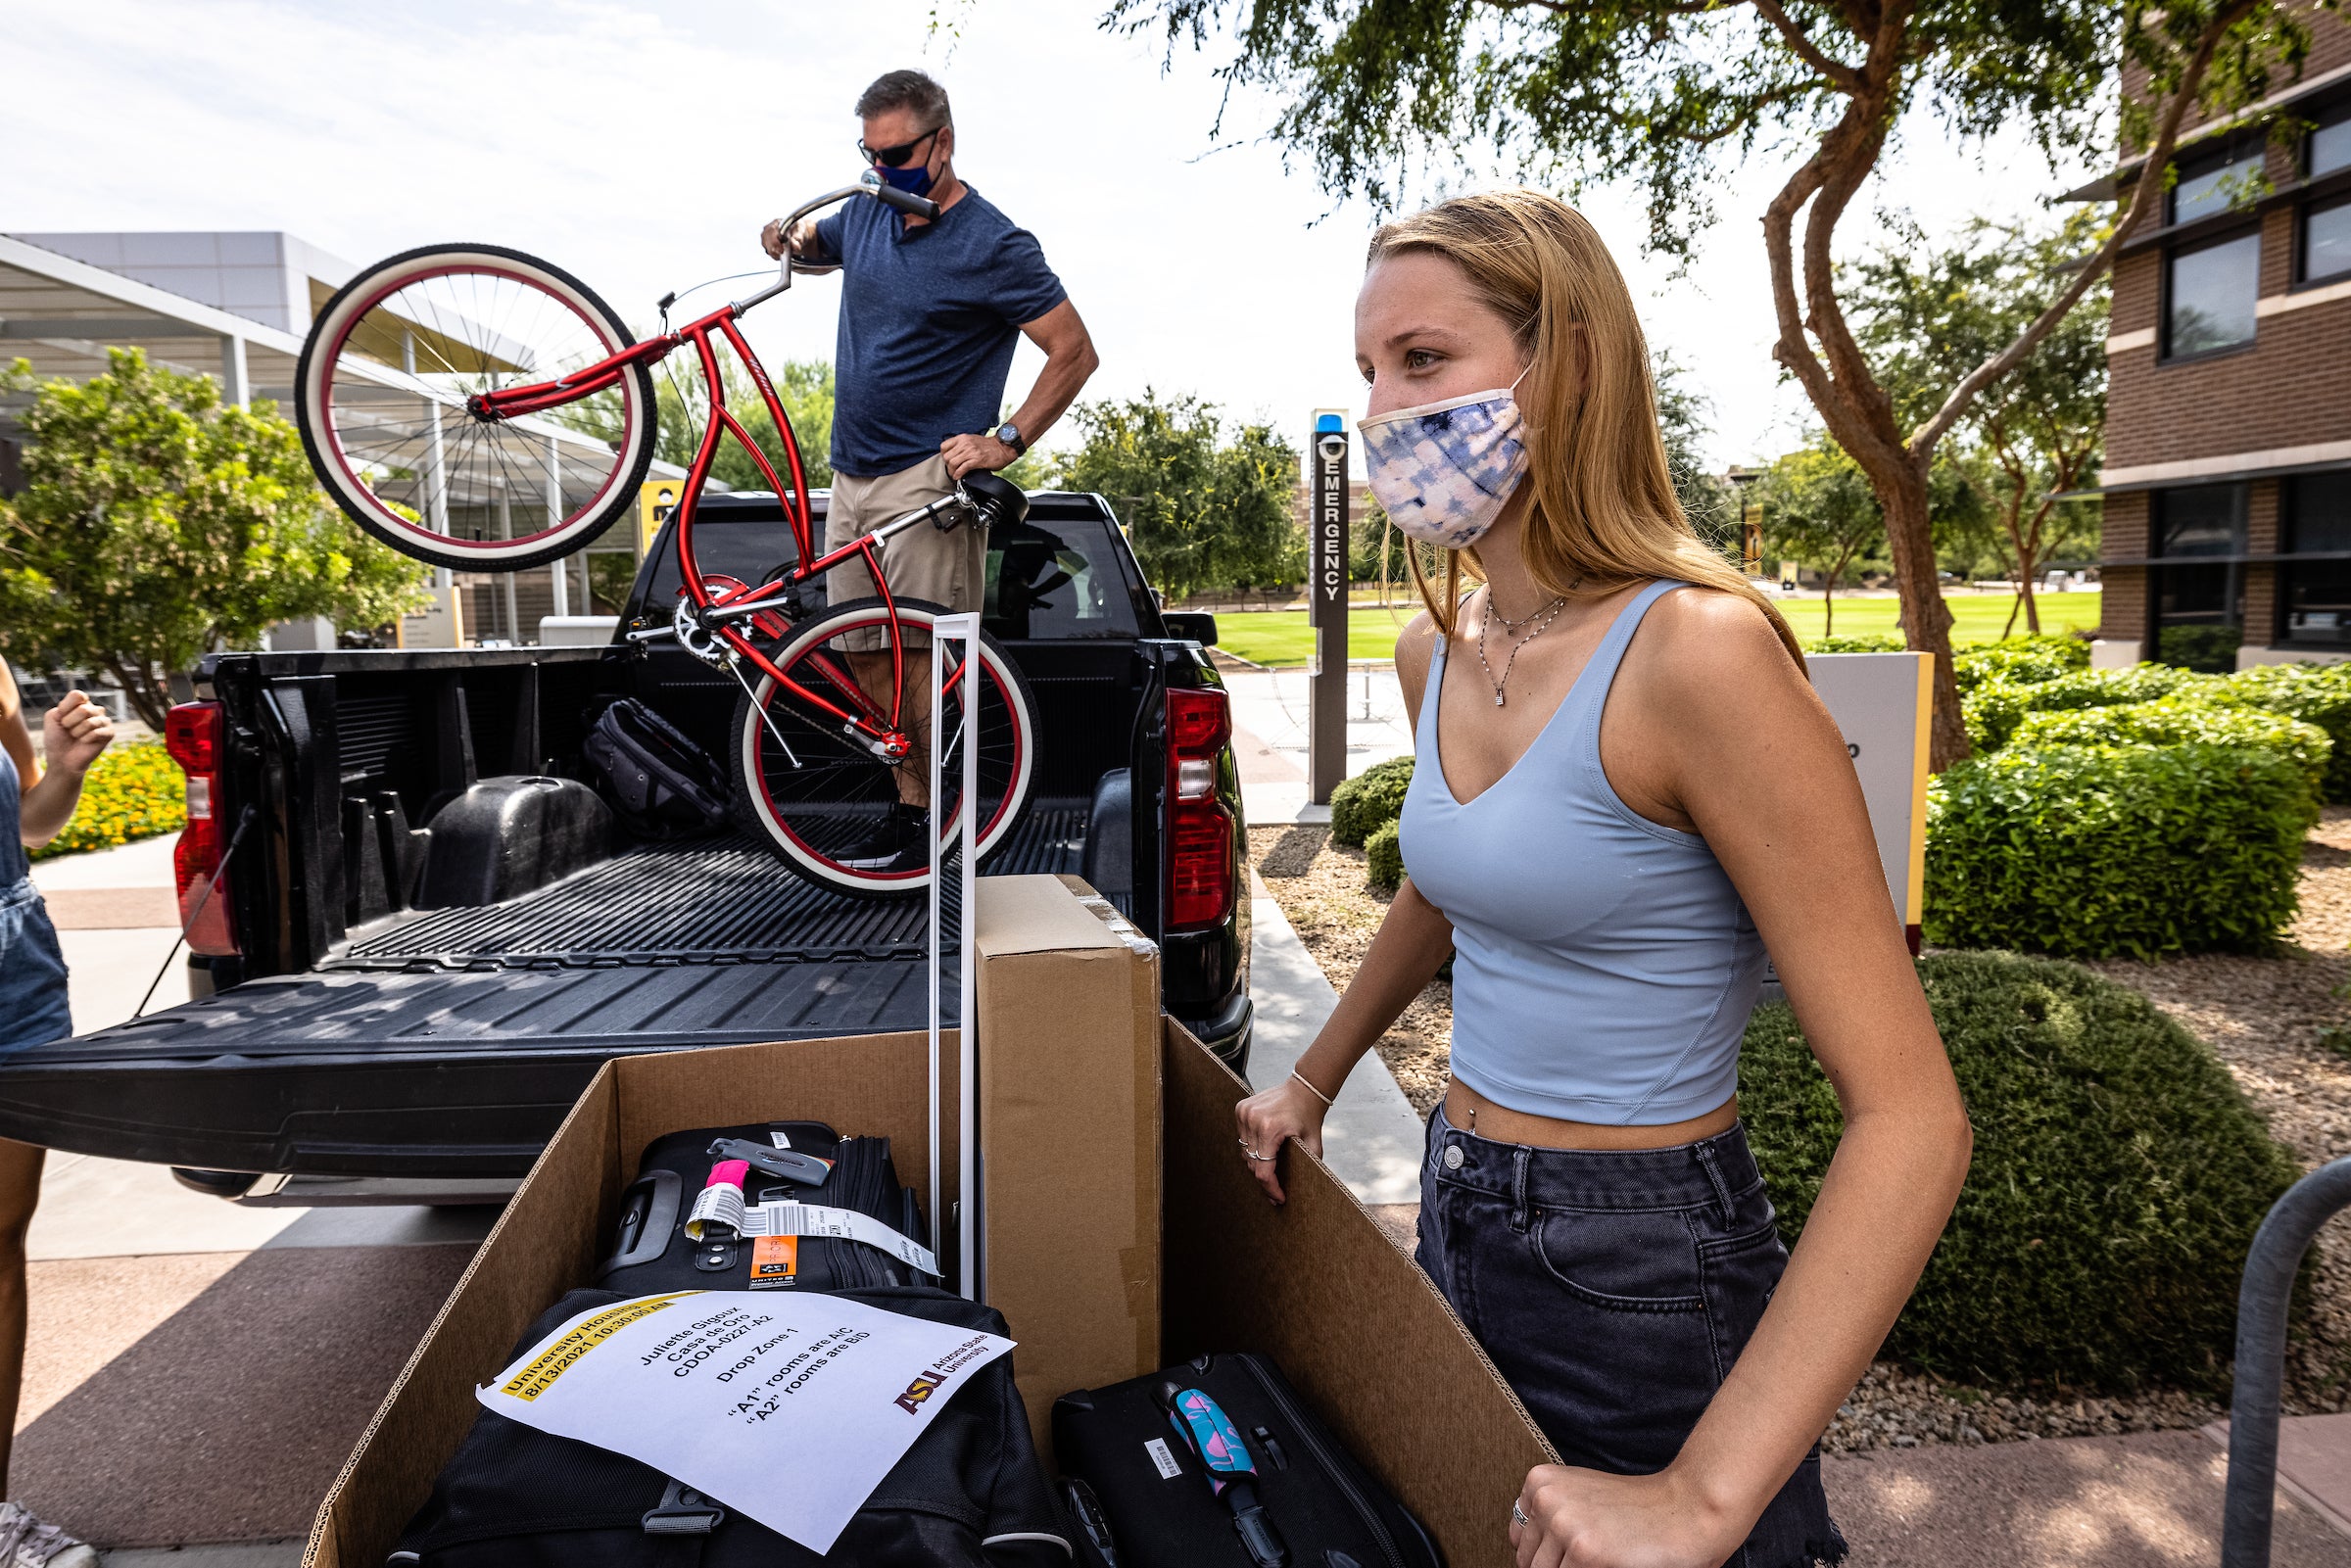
top-left (308, 887), bottom-right (1554, 1567)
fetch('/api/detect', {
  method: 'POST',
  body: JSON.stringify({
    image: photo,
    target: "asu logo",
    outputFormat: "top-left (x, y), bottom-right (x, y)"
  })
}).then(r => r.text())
top-left (893, 1371), bottom-right (946, 1414)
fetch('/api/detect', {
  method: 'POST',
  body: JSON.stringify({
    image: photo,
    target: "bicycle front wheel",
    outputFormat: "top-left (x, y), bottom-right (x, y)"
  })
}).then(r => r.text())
top-left (729, 599), bottom-right (1038, 896)
top-left (295, 244), bottom-right (656, 572)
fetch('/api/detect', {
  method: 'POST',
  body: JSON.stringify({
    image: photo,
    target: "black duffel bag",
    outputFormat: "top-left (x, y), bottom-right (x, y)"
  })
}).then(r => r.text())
top-left (580, 696), bottom-right (730, 840)
top-left (390, 1284), bottom-right (1069, 1567)
top-left (1054, 1352), bottom-right (1443, 1568)
top-left (597, 1121), bottom-right (933, 1296)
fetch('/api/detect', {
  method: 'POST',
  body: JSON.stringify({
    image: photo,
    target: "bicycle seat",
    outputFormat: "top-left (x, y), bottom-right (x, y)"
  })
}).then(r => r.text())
top-left (961, 470), bottom-right (1031, 532)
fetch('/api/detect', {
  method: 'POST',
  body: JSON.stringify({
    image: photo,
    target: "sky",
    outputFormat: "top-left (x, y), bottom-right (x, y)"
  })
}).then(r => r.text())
top-left (0, 0), bottom-right (2111, 470)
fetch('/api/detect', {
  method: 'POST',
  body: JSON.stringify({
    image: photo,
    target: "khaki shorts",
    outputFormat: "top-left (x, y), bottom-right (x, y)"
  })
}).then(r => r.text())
top-left (823, 456), bottom-right (985, 650)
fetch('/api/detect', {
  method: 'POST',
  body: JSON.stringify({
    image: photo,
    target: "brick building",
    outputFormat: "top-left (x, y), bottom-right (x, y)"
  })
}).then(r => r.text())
top-left (2084, 5), bottom-right (2351, 670)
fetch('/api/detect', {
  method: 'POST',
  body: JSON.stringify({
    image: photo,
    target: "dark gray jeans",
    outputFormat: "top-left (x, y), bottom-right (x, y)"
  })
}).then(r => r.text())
top-left (1415, 1104), bottom-right (1847, 1568)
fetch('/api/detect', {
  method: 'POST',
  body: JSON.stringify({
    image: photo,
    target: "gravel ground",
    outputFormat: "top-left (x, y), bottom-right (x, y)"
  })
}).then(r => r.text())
top-left (1248, 812), bottom-right (2351, 1450)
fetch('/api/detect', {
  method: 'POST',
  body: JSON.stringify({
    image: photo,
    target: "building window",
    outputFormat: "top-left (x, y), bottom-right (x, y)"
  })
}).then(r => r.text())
top-left (2303, 194), bottom-right (2351, 285)
top-left (2165, 231), bottom-right (2260, 357)
top-left (2282, 473), bottom-right (2351, 646)
top-left (2172, 143), bottom-right (2266, 223)
top-left (2313, 101), bottom-right (2351, 180)
top-left (2152, 484), bottom-right (2245, 671)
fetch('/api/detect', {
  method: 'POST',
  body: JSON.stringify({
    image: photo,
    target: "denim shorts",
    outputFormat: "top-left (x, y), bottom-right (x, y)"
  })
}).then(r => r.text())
top-left (0, 877), bottom-right (72, 1057)
top-left (1415, 1104), bottom-right (1846, 1568)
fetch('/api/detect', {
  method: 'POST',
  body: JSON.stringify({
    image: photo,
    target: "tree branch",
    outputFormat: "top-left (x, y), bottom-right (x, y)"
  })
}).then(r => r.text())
top-left (1906, 0), bottom-right (2261, 458)
top-left (1752, 0), bottom-right (1863, 92)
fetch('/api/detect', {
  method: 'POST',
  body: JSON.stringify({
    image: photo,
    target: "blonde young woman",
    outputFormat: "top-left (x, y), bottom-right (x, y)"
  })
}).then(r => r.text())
top-left (1234, 191), bottom-right (1971, 1568)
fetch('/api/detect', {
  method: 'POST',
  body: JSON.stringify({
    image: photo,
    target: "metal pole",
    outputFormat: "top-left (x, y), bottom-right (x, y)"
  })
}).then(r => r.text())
top-left (2223, 1156), bottom-right (2351, 1568)
top-left (404, 330), bottom-right (453, 593)
top-left (547, 436), bottom-right (569, 618)
top-left (498, 488), bottom-right (518, 642)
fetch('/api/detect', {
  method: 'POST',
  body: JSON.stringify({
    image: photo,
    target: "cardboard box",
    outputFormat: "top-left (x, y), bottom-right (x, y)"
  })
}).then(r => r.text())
top-left (978, 875), bottom-right (1163, 1450)
top-left (308, 904), bottom-right (1554, 1567)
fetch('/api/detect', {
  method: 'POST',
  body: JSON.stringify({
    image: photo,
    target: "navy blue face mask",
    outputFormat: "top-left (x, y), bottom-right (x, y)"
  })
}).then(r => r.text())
top-left (876, 160), bottom-right (936, 199)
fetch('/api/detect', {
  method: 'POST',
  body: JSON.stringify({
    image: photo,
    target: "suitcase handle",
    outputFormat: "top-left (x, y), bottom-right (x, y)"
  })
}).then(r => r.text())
top-left (603, 1169), bottom-right (682, 1272)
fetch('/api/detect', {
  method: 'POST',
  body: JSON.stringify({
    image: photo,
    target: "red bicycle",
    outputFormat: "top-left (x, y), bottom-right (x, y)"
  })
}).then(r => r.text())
top-left (291, 175), bottom-right (1038, 895)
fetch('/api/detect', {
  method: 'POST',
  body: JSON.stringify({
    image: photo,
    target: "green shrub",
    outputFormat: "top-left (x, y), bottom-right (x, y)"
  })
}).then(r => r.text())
top-left (2159, 624), bottom-right (2243, 674)
top-left (1964, 664), bottom-right (2213, 751)
top-left (1365, 819), bottom-right (1404, 891)
top-left (2212, 661), bottom-right (2351, 802)
top-left (1329, 756), bottom-right (1415, 847)
top-left (1952, 635), bottom-right (2091, 694)
top-left (29, 740), bottom-right (185, 861)
top-left (1926, 742), bottom-right (2314, 959)
top-left (2010, 699), bottom-right (2332, 797)
top-left (1740, 951), bottom-right (2301, 1392)
top-left (1802, 633), bottom-right (1907, 653)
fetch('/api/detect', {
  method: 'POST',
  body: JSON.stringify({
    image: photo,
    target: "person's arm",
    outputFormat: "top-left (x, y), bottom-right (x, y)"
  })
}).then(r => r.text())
top-left (1510, 593), bottom-right (1971, 1568)
top-left (22, 692), bottom-right (114, 847)
top-left (1233, 616), bottom-right (1454, 1204)
top-left (940, 300), bottom-right (1099, 479)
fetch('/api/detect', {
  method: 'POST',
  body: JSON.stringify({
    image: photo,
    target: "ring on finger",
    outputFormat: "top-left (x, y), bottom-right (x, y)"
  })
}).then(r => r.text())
top-left (1511, 1501), bottom-right (1528, 1528)
top-left (1235, 1137), bottom-right (1273, 1163)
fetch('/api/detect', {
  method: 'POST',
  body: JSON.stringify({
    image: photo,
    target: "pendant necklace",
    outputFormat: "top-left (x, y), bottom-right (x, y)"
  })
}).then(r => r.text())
top-left (1475, 580), bottom-right (1582, 707)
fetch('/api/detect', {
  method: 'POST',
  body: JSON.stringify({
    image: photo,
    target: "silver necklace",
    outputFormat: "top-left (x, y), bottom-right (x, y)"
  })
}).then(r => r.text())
top-left (1474, 583), bottom-right (1578, 707)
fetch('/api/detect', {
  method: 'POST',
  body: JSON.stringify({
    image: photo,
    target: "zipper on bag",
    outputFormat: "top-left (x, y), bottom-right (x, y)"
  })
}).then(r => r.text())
top-left (1238, 1356), bottom-right (1408, 1568)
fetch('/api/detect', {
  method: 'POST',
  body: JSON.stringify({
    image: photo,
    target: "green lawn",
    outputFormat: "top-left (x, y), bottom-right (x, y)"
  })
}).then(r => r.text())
top-left (1213, 592), bottom-right (2104, 667)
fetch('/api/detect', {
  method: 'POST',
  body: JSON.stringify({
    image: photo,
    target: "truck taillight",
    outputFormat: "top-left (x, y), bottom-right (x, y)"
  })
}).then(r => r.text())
top-left (1166, 687), bottom-right (1234, 931)
top-left (165, 702), bottom-right (238, 956)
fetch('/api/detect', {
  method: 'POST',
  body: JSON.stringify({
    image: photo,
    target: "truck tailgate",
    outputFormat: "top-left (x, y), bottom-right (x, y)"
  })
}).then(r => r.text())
top-left (0, 803), bottom-right (1088, 1174)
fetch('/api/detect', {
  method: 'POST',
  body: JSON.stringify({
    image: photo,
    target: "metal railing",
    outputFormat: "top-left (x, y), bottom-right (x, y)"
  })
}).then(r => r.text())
top-left (2222, 1156), bottom-right (2351, 1567)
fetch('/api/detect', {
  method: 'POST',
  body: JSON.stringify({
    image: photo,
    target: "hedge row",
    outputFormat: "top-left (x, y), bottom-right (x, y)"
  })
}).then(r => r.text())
top-left (1924, 742), bottom-right (2316, 959)
top-left (2211, 662), bottom-right (2351, 803)
top-left (1963, 664), bottom-right (2210, 751)
top-left (1330, 755), bottom-right (1415, 847)
top-left (1743, 950), bottom-right (2302, 1391)
top-left (1951, 634), bottom-right (2091, 694)
top-left (2011, 699), bottom-right (2333, 799)
top-left (1365, 820), bottom-right (1405, 890)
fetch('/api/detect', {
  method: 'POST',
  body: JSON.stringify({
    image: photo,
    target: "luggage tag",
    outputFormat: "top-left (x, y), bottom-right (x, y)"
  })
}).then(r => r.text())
top-left (683, 1159), bottom-right (750, 1272)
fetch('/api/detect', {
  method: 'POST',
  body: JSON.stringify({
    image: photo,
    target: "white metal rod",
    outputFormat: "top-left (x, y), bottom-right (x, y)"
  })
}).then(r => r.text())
top-left (958, 615), bottom-right (980, 1303)
top-left (928, 617), bottom-right (944, 1285)
top-left (547, 437), bottom-right (568, 618)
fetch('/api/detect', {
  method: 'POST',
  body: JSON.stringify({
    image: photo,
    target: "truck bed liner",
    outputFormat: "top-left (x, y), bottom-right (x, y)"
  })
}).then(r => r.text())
top-left (330, 799), bottom-right (1088, 970)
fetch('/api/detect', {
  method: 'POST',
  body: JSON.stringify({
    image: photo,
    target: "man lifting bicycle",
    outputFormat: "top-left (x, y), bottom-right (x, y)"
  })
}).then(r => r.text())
top-left (761, 68), bottom-right (1099, 874)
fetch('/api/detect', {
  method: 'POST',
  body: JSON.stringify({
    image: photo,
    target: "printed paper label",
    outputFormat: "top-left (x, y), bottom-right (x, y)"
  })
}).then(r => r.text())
top-left (749, 1235), bottom-right (798, 1289)
top-left (479, 1291), bottom-right (1014, 1552)
top-left (740, 1201), bottom-right (939, 1276)
top-left (1146, 1436), bottom-right (1183, 1479)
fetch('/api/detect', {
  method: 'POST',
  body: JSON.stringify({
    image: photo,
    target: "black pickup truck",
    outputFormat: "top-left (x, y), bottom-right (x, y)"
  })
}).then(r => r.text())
top-left (0, 491), bottom-right (1249, 1191)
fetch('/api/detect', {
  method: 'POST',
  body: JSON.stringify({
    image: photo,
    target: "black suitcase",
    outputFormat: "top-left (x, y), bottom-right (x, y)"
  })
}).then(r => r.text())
top-left (597, 1120), bottom-right (935, 1296)
top-left (1054, 1353), bottom-right (1443, 1568)
top-left (391, 1284), bottom-right (1069, 1567)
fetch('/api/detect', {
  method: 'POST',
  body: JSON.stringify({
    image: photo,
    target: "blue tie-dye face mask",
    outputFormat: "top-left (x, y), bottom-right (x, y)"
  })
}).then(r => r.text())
top-left (1357, 371), bottom-right (1530, 550)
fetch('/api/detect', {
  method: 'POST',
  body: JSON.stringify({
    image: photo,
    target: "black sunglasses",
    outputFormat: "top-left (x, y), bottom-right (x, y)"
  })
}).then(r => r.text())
top-left (857, 125), bottom-right (944, 168)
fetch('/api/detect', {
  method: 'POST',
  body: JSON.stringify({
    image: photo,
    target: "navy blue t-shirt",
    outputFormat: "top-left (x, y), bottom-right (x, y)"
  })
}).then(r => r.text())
top-left (813, 185), bottom-right (1068, 478)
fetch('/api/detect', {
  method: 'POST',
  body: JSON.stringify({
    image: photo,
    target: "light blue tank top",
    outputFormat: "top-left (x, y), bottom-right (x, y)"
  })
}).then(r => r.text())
top-left (1398, 580), bottom-right (1765, 1125)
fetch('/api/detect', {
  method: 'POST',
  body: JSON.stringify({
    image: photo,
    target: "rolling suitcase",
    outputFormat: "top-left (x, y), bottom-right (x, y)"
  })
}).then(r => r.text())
top-left (390, 1283), bottom-right (1069, 1567)
top-left (1053, 1353), bottom-right (1443, 1568)
top-left (596, 1120), bottom-right (935, 1296)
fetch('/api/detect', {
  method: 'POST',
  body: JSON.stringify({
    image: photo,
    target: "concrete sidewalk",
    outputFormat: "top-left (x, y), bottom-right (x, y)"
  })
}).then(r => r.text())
top-left (21, 832), bottom-right (494, 1563)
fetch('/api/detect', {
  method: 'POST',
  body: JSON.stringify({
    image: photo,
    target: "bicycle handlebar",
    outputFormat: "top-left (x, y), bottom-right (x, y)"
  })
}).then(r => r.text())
top-left (859, 172), bottom-right (941, 220)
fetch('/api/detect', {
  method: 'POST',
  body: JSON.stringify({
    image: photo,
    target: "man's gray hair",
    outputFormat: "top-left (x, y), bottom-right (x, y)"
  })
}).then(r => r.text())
top-left (854, 70), bottom-right (951, 129)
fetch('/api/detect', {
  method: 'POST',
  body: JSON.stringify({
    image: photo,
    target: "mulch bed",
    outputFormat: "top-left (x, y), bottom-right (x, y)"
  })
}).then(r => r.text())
top-left (1248, 815), bottom-right (2351, 1450)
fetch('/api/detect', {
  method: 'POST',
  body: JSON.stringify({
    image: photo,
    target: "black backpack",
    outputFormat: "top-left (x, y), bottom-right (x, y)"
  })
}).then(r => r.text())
top-left (390, 1285), bottom-right (1070, 1567)
top-left (581, 697), bottom-right (730, 840)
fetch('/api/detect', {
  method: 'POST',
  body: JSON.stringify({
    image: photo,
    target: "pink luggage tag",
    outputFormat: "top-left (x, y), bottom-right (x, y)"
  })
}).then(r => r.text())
top-left (683, 1159), bottom-right (750, 1241)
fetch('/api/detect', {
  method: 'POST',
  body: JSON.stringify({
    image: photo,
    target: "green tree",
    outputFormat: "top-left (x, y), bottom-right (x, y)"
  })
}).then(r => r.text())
top-left (1052, 390), bottom-right (1303, 601)
top-left (1851, 214), bottom-right (2107, 637)
top-left (651, 356), bottom-right (836, 493)
top-left (1654, 351), bottom-right (1740, 564)
top-left (1756, 433), bottom-right (1887, 636)
top-left (0, 350), bottom-right (427, 728)
top-left (1109, 0), bottom-right (2319, 765)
